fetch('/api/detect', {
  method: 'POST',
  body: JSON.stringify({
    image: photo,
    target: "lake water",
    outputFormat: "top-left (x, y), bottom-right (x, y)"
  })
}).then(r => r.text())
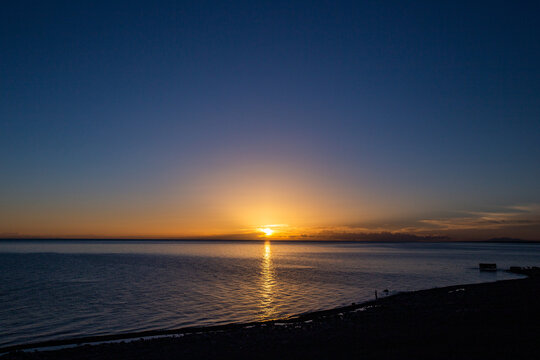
top-left (1, 240), bottom-right (539, 348)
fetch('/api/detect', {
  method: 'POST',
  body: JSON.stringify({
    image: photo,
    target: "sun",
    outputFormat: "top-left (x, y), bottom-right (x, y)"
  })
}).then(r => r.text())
top-left (259, 228), bottom-right (274, 236)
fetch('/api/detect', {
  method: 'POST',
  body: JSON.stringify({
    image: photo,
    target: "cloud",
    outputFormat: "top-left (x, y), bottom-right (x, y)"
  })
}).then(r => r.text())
top-left (303, 230), bottom-right (449, 242)
top-left (417, 204), bottom-right (540, 232)
top-left (224, 203), bottom-right (540, 241)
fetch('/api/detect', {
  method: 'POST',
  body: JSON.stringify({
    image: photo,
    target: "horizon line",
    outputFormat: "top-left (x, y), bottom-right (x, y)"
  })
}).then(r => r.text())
top-left (1, 237), bottom-right (539, 243)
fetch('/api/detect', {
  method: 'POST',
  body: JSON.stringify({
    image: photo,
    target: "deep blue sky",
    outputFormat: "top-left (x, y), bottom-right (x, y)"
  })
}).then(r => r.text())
top-left (1, 1), bottom-right (540, 239)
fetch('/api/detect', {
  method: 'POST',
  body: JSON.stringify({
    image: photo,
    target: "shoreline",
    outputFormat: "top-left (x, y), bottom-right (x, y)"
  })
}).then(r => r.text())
top-left (3, 267), bottom-right (540, 359)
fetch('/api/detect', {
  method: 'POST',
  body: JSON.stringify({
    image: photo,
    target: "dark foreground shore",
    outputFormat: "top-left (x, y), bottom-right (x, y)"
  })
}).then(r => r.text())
top-left (4, 268), bottom-right (540, 360)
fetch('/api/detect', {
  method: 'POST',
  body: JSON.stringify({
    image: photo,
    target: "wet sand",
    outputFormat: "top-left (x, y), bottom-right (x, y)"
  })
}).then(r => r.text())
top-left (3, 268), bottom-right (540, 360)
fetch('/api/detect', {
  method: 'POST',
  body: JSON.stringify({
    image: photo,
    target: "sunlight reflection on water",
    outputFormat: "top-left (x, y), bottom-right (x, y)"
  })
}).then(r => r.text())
top-left (259, 241), bottom-right (276, 320)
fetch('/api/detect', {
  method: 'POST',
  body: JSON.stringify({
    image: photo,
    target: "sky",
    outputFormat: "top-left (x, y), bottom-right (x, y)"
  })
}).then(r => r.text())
top-left (1, 1), bottom-right (540, 240)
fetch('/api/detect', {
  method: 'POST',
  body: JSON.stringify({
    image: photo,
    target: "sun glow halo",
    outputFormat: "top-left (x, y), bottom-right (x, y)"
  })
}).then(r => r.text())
top-left (260, 228), bottom-right (274, 236)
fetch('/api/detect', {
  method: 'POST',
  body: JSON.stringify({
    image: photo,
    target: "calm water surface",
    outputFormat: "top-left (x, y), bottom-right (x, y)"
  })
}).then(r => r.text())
top-left (1, 240), bottom-right (539, 348)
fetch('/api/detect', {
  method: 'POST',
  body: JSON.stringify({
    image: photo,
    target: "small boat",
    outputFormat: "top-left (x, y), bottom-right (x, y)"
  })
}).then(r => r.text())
top-left (479, 263), bottom-right (497, 271)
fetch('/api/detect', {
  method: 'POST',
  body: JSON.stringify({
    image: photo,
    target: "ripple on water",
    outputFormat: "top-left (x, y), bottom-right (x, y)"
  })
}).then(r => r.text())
top-left (0, 241), bottom-right (538, 348)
